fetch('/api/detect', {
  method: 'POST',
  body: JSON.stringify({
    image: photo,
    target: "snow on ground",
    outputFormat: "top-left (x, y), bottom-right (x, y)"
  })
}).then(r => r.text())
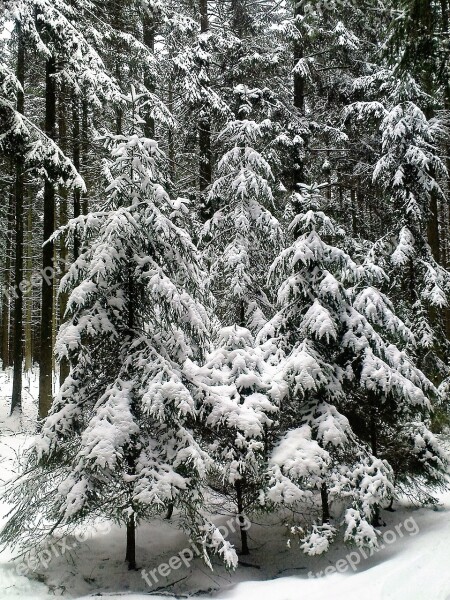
top-left (1, 370), bottom-right (450, 599)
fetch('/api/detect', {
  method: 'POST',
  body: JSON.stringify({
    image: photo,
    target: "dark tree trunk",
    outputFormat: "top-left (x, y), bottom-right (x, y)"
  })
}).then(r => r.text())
top-left (72, 97), bottom-right (81, 259)
top-left (81, 100), bottom-right (89, 216)
top-left (11, 21), bottom-right (25, 414)
top-left (143, 10), bottom-right (156, 138)
top-left (126, 514), bottom-right (136, 570)
top-left (38, 54), bottom-right (56, 420)
top-left (2, 178), bottom-right (15, 370)
top-left (321, 482), bottom-right (330, 524)
top-left (199, 0), bottom-right (213, 223)
top-left (235, 479), bottom-right (249, 555)
top-left (59, 83), bottom-right (70, 385)
top-left (370, 403), bottom-right (381, 527)
top-left (165, 503), bottom-right (174, 520)
top-left (292, 1), bottom-right (305, 190)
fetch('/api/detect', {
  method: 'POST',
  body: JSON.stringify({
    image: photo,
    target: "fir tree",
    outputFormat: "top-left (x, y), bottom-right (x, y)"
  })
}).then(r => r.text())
top-left (0, 90), bottom-right (238, 571)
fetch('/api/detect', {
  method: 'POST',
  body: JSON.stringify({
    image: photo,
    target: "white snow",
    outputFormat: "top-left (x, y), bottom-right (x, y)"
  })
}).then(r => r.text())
top-left (1, 370), bottom-right (449, 599)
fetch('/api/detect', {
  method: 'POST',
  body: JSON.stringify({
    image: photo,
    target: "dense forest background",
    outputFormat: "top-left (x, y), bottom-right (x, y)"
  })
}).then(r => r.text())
top-left (1, 0), bottom-right (450, 572)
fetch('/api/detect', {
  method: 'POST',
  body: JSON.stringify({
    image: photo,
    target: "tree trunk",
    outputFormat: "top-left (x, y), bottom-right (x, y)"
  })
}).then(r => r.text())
top-left (370, 402), bottom-right (381, 527)
top-left (126, 514), bottom-right (136, 570)
top-left (320, 482), bottom-right (330, 524)
top-left (59, 83), bottom-right (70, 385)
top-left (11, 21), bottom-right (25, 414)
top-left (81, 100), bottom-right (89, 215)
top-left (199, 0), bottom-right (213, 223)
top-left (235, 479), bottom-right (249, 555)
top-left (24, 201), bottom-right (33, 372)
top-left (143, 10), bottom-right (156, 138)
top-left (2, 167), bottom-right (15, 370)
top-left (292, 1), bottom-right (305, 190)
top-left (39, 54), bottom-right (56, 420)
top-left (72, 97), bottom-right (81, 259)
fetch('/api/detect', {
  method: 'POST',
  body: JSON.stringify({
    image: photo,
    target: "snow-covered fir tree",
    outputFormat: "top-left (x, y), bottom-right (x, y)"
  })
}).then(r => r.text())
top-left (0, 90), bottom-right (237, 571)
top-left (259, 183), bottom-right (448, 554)
top-left (198, 325), bottom-right (279, 554)
top-left (202, 110), bottom-right (282, 332)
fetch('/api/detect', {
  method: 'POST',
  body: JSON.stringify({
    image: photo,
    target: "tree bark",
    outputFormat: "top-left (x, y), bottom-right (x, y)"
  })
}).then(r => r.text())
top-left (24, 201), bottom-right (33, 372)
top-left (235, 479), bottom-right (249, 555)
top-left (320, 482), bottom-right (330, 524)
top-left (143, 9), bottom-right (156, 138)
top-left (199, 0), bottom-right (213, 223)
top-left (39, 54), bottom-right (56, 419)
top-left (59, 83), bottom-right (70, 385)
top-left (1, 176), bottom-right (14, 369)
top-left (126, 514), bottom-right (136, 570)
top-left (72, 97), bottom-right (81, 259)
top-left (81, 100), bottom-right (89, 215)
top-left (292, 1), bottom-right (305, 190)
top-left (11, 21), bottom-right (25, 414)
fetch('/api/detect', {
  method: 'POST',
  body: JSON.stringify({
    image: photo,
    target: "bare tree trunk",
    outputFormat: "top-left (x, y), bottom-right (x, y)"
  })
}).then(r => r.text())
top-left (81, 100), bottom-right (89, 215)
top-left (321, 483), bottom-right (330, 524)
top-left (126, 514), bottom-right (136, 570)
top-left (39, 54), bottom-right (56, 419)
top-left (143, 9), bottom-right (156, 138)
top-left (198, 0), bottom-right (213, 223)
top-left (292, 1), bottom-right (305, 190)
top-left (24, 201), bottom-right (33, 372)
top-left (1, 166), bottom-right (15, 371)
top-left (72, 96), bottom-right (81, 259)
top-left (58, 83), bottom-right (70, 385)
top-left (11, 21), bottom-right (25, 414)
top-left (235, 479), bottom-right (249, 555)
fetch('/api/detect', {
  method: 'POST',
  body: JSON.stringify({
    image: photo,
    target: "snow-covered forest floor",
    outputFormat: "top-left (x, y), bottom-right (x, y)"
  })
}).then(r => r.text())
top-left (1, 370), bottom-right (449, 600)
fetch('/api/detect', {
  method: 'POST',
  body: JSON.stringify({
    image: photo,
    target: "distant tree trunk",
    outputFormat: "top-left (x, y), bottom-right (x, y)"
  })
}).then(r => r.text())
top-left (126, 514), bottom-right (136, 570)
top-left (1, 165), bottom-right (15, 370)
top-left (292, 1), bottom-right (305, 190)
top-left (168, 80), bottom-right (175, 188)
top-left (24, 201), bottom-right (33, 372)
top-left (235, 479), bottom-right (249, 555)
top-left (440, 0), bottom-right (450, 338)
top-left (370, 402), bottom-right (381, 527)
top-left (199, 0), bottom-right (213, 223)
top-left (39, 54), bottom-right (56, 419)
top-left (81, 100), bottom-right (89, 215)
top-left (72, 97), bottom-right (81, 259)
top-left (143, 10), bottom-right (156, 138)
top-left (59, 84), bottom-right (70, 385)
top-left (321, 482), bottom-right (330, 524)
top-left (11, 21), bottom-right (25, 414)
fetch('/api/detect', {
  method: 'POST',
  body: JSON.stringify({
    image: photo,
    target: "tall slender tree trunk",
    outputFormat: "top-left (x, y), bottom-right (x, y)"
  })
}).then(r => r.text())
top-left (370, 402), bottom-right (381, 527)
top-left (81, 100), bottom-right (89, 215)
top-left (143, 10), bottom-right (156, 138)
top-left (1, 165), bottom-right (15, 371)
top-left (24, 201), bottom-right (33, 372)
top-left (72, 97), bottom-right (81, 259)
top-left (321, 482), bottom-right (330, 524)
top-left (11, 21), bottom-right (25, 414)
top-left (39, 54), bottom-right (56, 419)
top-left (292, 1), bottom-right (305, 190)
top-left (59, 84), bottom-right (70, 385)
top-left (235, 479), bottom-right (249, 555)
top-left (198, 0), bottom-right (213, 223)
top-left (126, 514), bottom-right (136, 570)
top-left (440, 0), bottom-right (450, 338)
top-left (168, 80), bottom-right (175, 187)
